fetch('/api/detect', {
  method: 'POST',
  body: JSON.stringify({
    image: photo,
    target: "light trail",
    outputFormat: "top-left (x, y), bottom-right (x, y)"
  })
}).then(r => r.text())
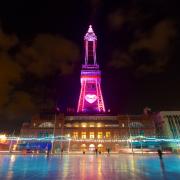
top-left (3, 136), bottom-right (180, 143)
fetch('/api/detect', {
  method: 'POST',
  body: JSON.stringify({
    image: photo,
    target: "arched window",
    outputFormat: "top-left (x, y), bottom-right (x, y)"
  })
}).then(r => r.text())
top-left (89, 144), bottom-right (95, 151)
top-left (81, 144), bottom-right (87, 151)
top-left (98, 144), bottom-right (103, 148)
top-left (39, 122), bottom-right (54, 128)
top-left (129, 122), bottom-right (144, 128)
top-left (65, 123), bottom-right (72, 127)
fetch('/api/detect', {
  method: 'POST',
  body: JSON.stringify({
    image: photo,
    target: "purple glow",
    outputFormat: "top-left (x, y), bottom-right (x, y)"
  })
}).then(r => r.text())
top-left (77, 25), bottom-right (105, 113)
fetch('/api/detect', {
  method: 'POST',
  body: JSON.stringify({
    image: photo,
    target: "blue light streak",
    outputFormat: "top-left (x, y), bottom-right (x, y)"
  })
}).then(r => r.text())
top-left (4, 136), bottom-right (180, 143)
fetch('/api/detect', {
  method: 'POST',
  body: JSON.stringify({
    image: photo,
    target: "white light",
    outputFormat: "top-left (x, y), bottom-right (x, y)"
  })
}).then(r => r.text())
top-left (0, 134), bottom-right (7, 143)
top-left (88, 25), bottom-right (93, 33)
top-left (85, 94), bottom-right (97, 104)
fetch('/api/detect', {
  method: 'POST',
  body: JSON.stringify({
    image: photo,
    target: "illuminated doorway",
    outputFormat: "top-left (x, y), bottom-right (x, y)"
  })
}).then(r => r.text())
top-left (89, 144), bottom-right (95, 151)
top-left (98, 144), bottom-right (103, 152)
top-left (81, 144), bottom-right (87, 152)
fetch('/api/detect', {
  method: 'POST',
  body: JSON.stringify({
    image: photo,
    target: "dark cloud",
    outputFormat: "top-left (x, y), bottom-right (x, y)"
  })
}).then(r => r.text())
top-left (0, 28), bottom-right (80, 124)
top-left (108, 11), bottom-right (125, 30)
top-left (109, 51), bottom-right (132, 68)
top-left (107, 6), bottom-right (142, 31)
top-left (136, 56), bottom-right (169, 75)
top-left (6, 91), bottom-right (36, 118)
top-left (130, 20), bottom-right (176, 53)
top-left (16, 34), bottom-right (80, 77)
top-left (108, 8), bottom-right (177, 76)
top-left (89, 0), bottom-right (102, 22)
top-left (131, 20), bottom-right (176, 75)
top-left (0, 28), bottom-right (18, 50)
top-left (0, 29), bottom-right (22, 110)
top-left (90, 0), bottom-right (101, 9)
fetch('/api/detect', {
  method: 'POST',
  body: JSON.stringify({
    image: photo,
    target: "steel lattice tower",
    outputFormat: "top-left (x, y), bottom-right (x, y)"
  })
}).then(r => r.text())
top-left (77, 25), bottom-right (105, 113)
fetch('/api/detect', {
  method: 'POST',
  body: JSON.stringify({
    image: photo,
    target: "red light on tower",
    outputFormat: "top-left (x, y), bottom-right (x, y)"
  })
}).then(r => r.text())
top-left (77, 25), bottom-right (105, 113)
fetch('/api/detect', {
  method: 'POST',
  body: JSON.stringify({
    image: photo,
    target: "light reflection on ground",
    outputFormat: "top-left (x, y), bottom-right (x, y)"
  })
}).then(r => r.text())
top-left (0, 154), bottom-right (180, 179)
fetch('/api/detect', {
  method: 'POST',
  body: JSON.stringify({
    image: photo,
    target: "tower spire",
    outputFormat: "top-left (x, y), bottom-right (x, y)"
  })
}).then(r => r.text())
top-left (88, 25), bottom-right (93, 33)
top-left (84, 25), bottom-right (97, 65)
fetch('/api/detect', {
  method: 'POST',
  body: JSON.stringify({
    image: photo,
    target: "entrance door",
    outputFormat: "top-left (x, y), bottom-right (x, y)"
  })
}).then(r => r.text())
top-left (89, 144), bottom-right (95, 151)
top-left (98, 144), bottom-right (103, 152)
top-left (81, 144), bottom-right (87, 152)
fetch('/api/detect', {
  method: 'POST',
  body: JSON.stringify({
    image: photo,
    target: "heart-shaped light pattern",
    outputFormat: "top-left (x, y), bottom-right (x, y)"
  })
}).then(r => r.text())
top-left (85, 94), bottom-right (97, 104)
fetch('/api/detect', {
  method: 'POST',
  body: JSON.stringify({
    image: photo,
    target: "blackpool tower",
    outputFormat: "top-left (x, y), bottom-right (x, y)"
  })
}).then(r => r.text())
top-left (77, 25), bottom-right (106, 113)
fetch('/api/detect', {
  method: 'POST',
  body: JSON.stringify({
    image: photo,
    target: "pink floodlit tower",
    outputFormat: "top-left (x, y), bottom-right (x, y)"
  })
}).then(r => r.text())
top-left (77, 25), bottom-right (106, 113)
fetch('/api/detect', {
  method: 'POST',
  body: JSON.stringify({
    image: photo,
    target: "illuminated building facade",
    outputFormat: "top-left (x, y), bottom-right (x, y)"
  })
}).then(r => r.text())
top-left (20, 112), bottom-right (156, 152)
top-left (153, 111), bottom-right (180, 151)
top-left (20, 26), bottom-right (156, 153)
top-left (77, 25), bottom-right (105, 113)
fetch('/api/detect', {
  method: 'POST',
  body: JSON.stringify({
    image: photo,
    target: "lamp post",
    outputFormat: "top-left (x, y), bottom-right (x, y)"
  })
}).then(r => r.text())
top-left (9, 130), bottom-right (15, 153)
top-left (127, 115), bottom-right (134, 154)
top-left (51, 105), bottom-right (60, 154)
top-left (51, 112), bottom-right (57, 154)
top-left (139, 128), bottom-right (143, 155)
top-left (67, 135), bottom-right (71, 154)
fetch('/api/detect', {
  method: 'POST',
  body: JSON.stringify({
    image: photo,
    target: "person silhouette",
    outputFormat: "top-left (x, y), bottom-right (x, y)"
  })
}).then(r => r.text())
top-left (61, 148), bottom-right (63, 155)
top-left (157, 149), bottom-right (163, 159)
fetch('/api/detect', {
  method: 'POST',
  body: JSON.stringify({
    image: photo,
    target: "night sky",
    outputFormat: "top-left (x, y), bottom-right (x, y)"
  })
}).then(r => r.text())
top-left (0, 0), bottom-right (180, 131)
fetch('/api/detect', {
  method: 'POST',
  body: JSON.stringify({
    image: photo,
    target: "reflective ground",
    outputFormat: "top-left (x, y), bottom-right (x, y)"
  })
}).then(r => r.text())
top-left (0, 154), bottom-right (180, 180)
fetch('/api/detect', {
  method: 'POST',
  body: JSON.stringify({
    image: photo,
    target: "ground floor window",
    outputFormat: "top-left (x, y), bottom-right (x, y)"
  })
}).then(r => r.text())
top-left (81, 132), bottom-right (86, 139)
top-left (98, 144), bottom-right (103, 151)
top-left (73, 132), bottom-right (78, 139)
top-left (97, 132), bottom-right (103, 139)
top-left (81, 144), bottom-right (87, 151)
top-left (90, 132), bottom-right (94, 139)
top-left (106, 132), bottom-right (111, 138)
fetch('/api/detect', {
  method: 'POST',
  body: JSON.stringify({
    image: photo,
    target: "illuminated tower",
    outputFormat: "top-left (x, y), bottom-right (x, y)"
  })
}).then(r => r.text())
top-left (77, 25), bottom-right (105, 113)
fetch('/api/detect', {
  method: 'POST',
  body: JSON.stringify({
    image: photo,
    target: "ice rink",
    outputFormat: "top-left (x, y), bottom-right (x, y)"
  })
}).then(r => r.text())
top-left (0, 154), bottom-right (180, 179)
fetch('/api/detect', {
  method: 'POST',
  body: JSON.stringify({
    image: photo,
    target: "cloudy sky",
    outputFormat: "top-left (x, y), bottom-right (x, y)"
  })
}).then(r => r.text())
top-left (0, 0), bottom-right (180, 131)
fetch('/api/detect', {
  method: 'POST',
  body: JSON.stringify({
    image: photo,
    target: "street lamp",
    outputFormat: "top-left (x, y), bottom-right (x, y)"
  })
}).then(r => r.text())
top-left (127, 115), bottom-right (134, 154)
top-left (51, 106), bottom-right (60, 154)
top-left (51, 111), bottom-right (57, 154)
top-left (67, 134), bottom-right (71, 154)
top-left (9, 130), bottom-right (15, 153)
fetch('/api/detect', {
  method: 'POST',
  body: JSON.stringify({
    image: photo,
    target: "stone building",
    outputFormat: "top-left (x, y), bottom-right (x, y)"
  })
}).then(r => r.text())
top-left (20, 112), bottom-right (155, 152)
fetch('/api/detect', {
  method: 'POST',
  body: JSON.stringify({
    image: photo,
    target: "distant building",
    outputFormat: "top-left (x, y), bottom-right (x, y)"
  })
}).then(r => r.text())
top-left (153, 111), bottom-right (180, 151)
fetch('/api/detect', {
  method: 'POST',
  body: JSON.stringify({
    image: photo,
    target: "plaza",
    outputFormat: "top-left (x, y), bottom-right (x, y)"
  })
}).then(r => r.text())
top-left (0, 154), bottom-right (180, 179)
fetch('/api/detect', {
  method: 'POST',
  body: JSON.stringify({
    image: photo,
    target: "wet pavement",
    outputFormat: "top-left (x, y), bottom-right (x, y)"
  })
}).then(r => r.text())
top-left (0, 154), bottom-right (180, 179)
